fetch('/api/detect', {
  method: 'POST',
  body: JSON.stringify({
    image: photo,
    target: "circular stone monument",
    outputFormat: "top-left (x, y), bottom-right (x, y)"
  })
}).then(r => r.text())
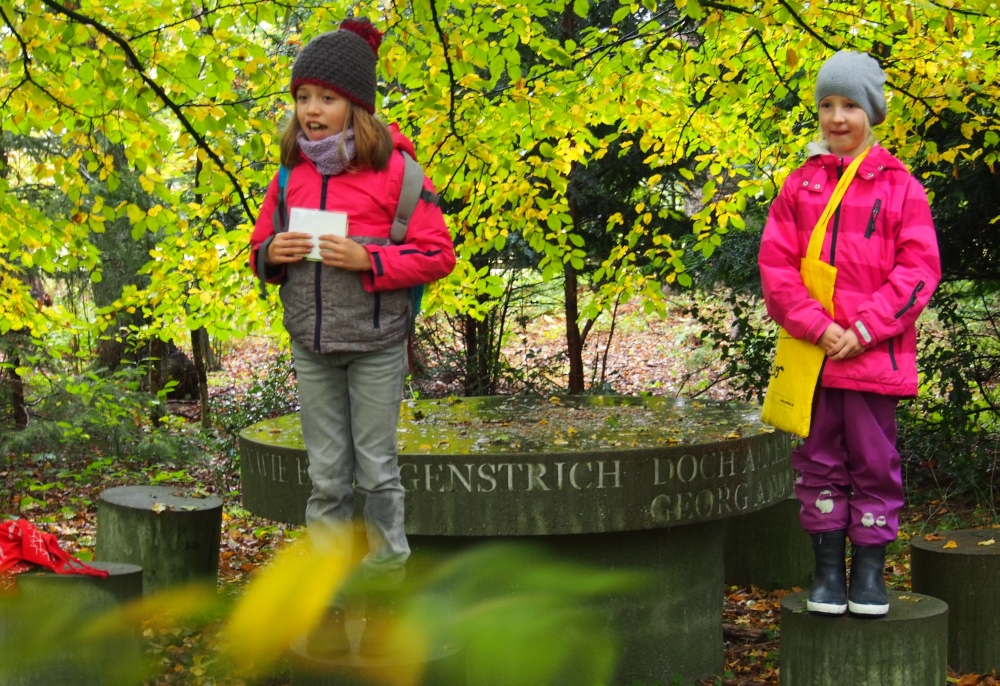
top-left (240, 395), bottom-right (792, 685)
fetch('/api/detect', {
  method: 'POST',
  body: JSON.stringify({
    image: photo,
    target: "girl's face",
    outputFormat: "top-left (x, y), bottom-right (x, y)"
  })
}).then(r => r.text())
top-left (296, 84), bottom-right (350, 140)
top-left (818, 95), bottom-right (870, 158)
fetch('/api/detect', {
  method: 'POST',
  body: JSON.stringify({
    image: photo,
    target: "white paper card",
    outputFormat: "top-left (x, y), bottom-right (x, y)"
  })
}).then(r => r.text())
top-left (288, 207), bottom-right (348, 261)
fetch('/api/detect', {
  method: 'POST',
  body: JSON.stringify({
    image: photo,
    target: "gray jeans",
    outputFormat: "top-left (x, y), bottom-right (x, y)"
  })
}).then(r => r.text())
top-left (292, 340), bottom-right (410, 591)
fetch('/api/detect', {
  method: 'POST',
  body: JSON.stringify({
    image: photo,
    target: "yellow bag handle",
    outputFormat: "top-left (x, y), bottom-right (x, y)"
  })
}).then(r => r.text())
top-left (806, 147), bottom-right (872, 261)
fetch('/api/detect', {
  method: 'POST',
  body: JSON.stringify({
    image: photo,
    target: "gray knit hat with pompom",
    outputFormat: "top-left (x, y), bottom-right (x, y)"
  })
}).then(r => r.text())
top-left (290, 18), bottom-right (382, 114)
top-left (815, 51), bottom-right (887, 125)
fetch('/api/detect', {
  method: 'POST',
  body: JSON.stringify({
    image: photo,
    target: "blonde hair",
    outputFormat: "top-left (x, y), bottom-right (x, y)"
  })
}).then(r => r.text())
top-left (279, 100), bottom-right (394, 171)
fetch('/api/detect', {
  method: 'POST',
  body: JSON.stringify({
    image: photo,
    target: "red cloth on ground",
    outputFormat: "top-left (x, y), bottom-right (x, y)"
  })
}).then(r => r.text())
top-left (0, 518), bottom-right (108, 591)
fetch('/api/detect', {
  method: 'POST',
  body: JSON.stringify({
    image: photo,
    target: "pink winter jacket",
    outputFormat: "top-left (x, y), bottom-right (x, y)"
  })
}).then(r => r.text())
top-left (758, 144), bottom-right (941, 397)
top-left (250, 126), bottom-right (456, 353)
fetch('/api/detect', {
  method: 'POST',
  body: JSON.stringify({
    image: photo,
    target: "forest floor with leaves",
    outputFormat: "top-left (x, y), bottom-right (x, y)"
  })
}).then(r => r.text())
top-left (3, 296), bottom-right (1000, 686)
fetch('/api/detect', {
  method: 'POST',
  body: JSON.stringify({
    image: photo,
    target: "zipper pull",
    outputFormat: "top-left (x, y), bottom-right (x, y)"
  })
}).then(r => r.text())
top-left (865, 199), bottom-right (882, 238)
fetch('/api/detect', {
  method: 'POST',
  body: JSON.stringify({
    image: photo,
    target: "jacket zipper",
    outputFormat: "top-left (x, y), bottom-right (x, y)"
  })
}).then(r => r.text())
top-left (888, 337), bottom-right (897, 371)
top-left (865, 199), bottom-right (882, 239)
top-left (313, 174), bottom-right (331, 353)
top-left (829, 160), bottom-right (844, 266)
top-left (894, 281), bottom-right (926, 319)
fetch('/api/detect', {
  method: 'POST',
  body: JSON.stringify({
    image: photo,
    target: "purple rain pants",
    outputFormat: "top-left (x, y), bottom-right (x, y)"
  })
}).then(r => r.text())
top-left (792, 386), bottom-right (902, 546)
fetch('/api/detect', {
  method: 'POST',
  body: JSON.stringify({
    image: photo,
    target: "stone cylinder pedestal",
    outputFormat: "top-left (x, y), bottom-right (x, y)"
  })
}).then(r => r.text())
top-left (96, 485), bottom-right (223, 592)
top-left (724, 494), bottom-right (811, 590)
top-left (289, 620), bottom-right (465, 686)
top-left (911, 528), bottom-right (1000, 674)
top-left (0, 562), bottom-right (144, 686)
top-left (779, 590), bottom-right (948, 686)
top-left (240, 397), bottom-right (795, 685)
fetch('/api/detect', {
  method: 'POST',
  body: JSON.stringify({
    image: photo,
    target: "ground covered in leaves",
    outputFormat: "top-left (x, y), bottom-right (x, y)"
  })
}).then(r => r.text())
top-left (3, 297), bottom-right (1000, 685)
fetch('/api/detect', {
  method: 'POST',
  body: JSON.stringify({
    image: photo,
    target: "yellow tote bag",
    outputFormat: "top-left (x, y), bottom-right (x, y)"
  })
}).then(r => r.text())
top-left (760, 148), bottom-right (871, 437)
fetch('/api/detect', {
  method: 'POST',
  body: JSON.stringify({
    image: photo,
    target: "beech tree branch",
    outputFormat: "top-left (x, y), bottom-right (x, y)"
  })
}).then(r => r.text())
top-left (38, 0), bottom-right (256, 220)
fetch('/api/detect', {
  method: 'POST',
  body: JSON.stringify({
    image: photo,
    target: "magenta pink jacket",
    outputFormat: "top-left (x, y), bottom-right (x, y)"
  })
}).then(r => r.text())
top-left (758, 144), bottom-right (941, 397)
top-left (250, 126), bottom-right (455, 353)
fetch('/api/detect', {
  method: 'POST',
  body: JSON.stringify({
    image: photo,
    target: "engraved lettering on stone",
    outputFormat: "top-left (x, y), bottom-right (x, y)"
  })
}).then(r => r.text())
top-left (555, 462), bottom-right (565, 490)
top-left (425, 464), bottom-right (442, 492)
top-left (477, 463), bottom-right (497, 492)
top-left (596, 461), bottom-right (620, 489)
top-left (527, 464), bottom-right (550, 491)
top-left (448, 464), bottom-right (474, 493)
top-left (695, 489), bottom-right (714, 518)
top-left (295, 456), bottom-right (310, 486)
top-left (719, 451), bottom-right (736, 478)
top-left (653, 457), bottom-right (673, 485)
top-left (400, 463), bottom-right (419, 492)
top-left (570, 462), bottom-right (592, 490)
top-left (676, 454), bottom-right (698, 483)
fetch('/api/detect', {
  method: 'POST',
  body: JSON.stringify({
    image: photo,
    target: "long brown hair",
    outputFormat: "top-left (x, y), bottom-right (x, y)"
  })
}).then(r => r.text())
top-left (279, 100), bottom-right (394, 171)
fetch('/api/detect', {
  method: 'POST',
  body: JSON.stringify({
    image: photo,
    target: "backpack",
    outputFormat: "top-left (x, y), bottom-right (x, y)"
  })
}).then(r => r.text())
top-left (256, 151), bottom-right (436, 335)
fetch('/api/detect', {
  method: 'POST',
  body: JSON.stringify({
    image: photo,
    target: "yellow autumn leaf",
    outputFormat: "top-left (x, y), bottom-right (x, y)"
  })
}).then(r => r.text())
top-left (977, 538), bottom-right (996, 547)
top-left (943, 540), bottom-right (959, 549)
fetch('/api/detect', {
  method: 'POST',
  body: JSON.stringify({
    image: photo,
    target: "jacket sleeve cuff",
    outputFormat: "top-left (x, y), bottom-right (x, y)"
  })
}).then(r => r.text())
top-left (852, 318), bottom-right (875, 347)
top-left (256, 236), bottom-right (287, 283)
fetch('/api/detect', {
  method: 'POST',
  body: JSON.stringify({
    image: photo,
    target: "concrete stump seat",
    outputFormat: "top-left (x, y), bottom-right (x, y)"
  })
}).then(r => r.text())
top-left (0, 562), bottom-right (143, 686)
top-left (289, 620), bottom-right (465, 686)
top-left (240, 395), bottom-right (795, 685)
top-left (95, 485), bottom-right (223, 593)
top-left (911, 528), bottom-right (1000, 674)
top-left (779, 590), bottom-right (948, 686)
top-left (724, 494), bottom-right (811, 590)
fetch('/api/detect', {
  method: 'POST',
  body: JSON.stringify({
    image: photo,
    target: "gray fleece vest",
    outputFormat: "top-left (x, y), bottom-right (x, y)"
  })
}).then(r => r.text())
top-left (280, 237), bottom-right (410, 354)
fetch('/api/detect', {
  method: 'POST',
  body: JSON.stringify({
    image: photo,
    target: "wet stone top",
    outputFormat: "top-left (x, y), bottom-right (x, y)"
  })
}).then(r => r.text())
top-left (241, 394), bottom-right (773, 456)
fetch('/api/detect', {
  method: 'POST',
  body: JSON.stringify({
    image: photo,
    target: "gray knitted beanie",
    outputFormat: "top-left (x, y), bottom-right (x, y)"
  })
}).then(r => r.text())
top-left (815, 51), bottom-right (887, 126)
top-left (290, 18), bottom-right (382, 114)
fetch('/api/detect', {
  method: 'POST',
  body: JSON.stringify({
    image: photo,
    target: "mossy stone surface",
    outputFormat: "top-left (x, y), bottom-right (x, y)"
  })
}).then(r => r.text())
top-left (240, 396), bottom-right (793, 534)
top-left (724, 495), bottom-right (811, 590)
top-left (780, 590), bottom-right (948, 686)
top-left (95, 485), bottom-right (223, 593)
top-left (911, 528), bottom-right (1000, 674)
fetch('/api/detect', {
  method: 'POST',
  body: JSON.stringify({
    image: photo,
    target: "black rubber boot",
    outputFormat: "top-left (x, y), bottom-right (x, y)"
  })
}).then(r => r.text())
top-left (848, 544), bottom-right (889, 617)
top-left (306, 606), bottom-right (351, 656)
top-left (807, 529), bottom-right (848, 615)
top-left (359, 591), bottom-right (398, 657)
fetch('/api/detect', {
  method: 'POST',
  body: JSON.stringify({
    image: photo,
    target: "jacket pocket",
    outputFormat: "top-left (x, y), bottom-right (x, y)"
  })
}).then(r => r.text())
top-left (865, 199), bottom-right (882, 239)
top-left (894, 281), bottom-right (926, 319)
top-left (888, 337), bottom-right (898, 372)
top-left (373, 292), bottom-right (381, 329)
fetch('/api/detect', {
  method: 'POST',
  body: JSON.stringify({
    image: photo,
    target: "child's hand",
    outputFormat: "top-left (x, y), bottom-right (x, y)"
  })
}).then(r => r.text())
top-left (828, 329), bottom-right (865, 360)
top-left (818, 323), bottom-right (846, 353)
top-left (318, 235), bottom-right (373, 272)
top-left (266, 232), bottom-right (313, 265)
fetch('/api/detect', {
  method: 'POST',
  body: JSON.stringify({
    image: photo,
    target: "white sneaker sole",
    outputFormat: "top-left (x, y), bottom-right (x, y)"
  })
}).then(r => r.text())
top-left (807, 600), bottom-right (847, 615)
top-left (848, 601), bottom-right (889, 616)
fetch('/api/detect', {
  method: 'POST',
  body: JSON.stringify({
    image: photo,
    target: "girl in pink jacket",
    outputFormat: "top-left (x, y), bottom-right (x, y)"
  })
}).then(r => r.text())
top-left (249, 18), bottom-right (455, 655)
top-left (758, 51), bottom-right (940, 617)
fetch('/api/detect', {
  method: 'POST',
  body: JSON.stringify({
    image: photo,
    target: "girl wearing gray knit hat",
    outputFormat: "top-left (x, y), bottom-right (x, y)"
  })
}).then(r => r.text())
top-left (759, 50), bottom-right (941, 620)
top-left (808, 50), bottom-right (887, 159)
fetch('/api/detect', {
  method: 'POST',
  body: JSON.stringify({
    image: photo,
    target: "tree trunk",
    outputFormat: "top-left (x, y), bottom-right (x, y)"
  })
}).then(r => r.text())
top-left (564, 261), bottom-right (585, 394)
top-left (190, 328), bottom-right (211, 428)
top-left (148, 338), bottom-right (166, 426)
top-left (7, 350), bottom-right (29, 428)
top-left (463, 313), bottom-right (494, 396)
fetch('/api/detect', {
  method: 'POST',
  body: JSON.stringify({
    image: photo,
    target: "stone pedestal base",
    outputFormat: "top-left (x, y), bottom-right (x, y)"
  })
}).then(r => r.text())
top-left (96, 485), bottom-right (223, 592)
top-left (779, 590), bottom-right (947, 686)
top-left (0, 562), bottom-right (144, 686)
top-left (724, 495), bottom-right (811, 590)
top-left (410, 520), bottom-right (725, 686)
top-left (911, 528), bottom-right (1000, 674)
top-left (289, 620), bottom-right (465, 686)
